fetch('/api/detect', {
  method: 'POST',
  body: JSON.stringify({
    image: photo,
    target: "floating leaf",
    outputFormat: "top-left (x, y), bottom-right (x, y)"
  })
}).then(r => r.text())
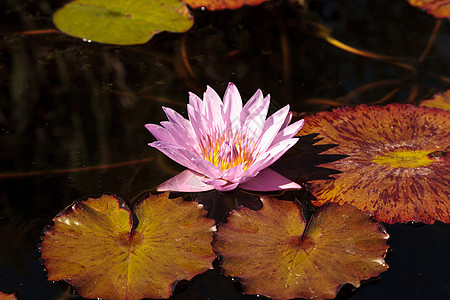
top-left (41, 193), bottom-right (215, 299)
top-left (300, 104), bottom-right (450, 224)
top-left (214, 197), bottom-right (389, 300)
top-left (420, 89), bottom-right (450, 110)
top-left (0, 292), bottom-right (17, 300)
top-left (186, 0), bottom-right (271, 10)
top-left (53, 0), bottom-right (193, 45)
top-left (407, 0), bottom-right (450, 18)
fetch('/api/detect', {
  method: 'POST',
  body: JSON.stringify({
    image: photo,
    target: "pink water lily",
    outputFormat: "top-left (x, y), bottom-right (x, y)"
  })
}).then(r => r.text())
top-left (146, 83), bottom-right (304, 192)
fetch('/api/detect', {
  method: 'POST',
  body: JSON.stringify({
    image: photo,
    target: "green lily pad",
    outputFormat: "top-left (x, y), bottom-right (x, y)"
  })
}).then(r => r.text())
top-left (53, 0), bottom-right (193, 45)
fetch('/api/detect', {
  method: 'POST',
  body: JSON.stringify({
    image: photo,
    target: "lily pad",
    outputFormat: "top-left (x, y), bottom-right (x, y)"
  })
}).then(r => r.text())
top-left (40, 193), bottom-right (215, 299)
top-left (420, 89), bottom-right (450, 110)
top-left (300, 104), bottom-right (450, 224)
top-left (186, 0), bottom-right (271, 10)
top-left (214, 197), bottom-right (389, 300)
top-left (407, 0), bottom-right (450, 18)
top-left (53, 0), bottom-right (193, 45)
top-left (0, 292), bottom-right (17, 300)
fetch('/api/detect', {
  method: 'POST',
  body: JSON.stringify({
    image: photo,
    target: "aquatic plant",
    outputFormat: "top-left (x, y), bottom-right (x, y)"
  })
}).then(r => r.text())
top-left (146, 83), bottom-right (304, 192)
top-left (214, 197), bottom-right (389, 300)
top-left (40, 193), bottom-right (215, 300)
top-left (300, 104), bottom-right (449, 224)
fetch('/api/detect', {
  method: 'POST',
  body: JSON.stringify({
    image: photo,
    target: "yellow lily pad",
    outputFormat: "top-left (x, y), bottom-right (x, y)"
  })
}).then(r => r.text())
top-left (420, 89), bottom-right (450, 110)
top-left (214, 197), bottom-right (389, 300)
top-left (40, 193), bottom-right (215, 299)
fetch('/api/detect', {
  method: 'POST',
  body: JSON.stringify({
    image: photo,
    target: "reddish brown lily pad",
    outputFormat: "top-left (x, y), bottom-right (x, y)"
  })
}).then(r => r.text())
top-left (407, 0), bottom-right (450, 18)
top-left (0, 292), bottom-right (17, 300)
top-left (300, 104), bottom-right (449, 224)
top-left (186, 0), bottom-right (271, 10)
top-left (420, 89), bottom-right (450, 110)
top-left (214, 197), bottom-right (389, 300)
top-left (40, 193), bottom-right (215, 300)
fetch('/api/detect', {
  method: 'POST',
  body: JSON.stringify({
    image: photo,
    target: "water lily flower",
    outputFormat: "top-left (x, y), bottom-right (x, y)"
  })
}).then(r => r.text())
top-left (146, 83), bottom-right (304, 192)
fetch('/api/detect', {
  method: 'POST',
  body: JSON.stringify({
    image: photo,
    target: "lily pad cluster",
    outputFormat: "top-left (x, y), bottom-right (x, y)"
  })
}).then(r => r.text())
top-left (41, 192), bottom-right (389, 299)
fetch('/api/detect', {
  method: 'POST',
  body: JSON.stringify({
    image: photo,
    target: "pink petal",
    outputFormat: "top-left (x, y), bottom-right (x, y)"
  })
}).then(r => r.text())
top-left (222, 83), bottom-right (243, 133)
top-left (279, 111), bottom-right (293, 131)
top-left (271, 119), bottom-right (305, 146)
top-left (149, 141), bottom-right (222, 179)
top-left (188, 92), bottom-right (203, 112)
top-left (145, 124), bottom-right (176, 144)
top-left (239, 168), bottom-right (301, 191)
top-left (160, 121), bottom-right (198, 153)
top-left (187, 103), bottom-right (207, 140)
top-left (204, 86), bottom-right (225, 129)
top-left (248, 138), bottom-right (299, 174)
top-left (162, 107), bottom-right (195, 136)
top-left (240, 89), bottom-right (265, 123)
top-left (239, 152), bottom-right (272, 179)
top-left (255, 105), bottom-right (291, 153)
top-left (241, 93), bottom-right (270, 139)
top-left (157, 169), bottom-right (214, 192)
top-left (149, 141), bottom-right (197, 171)
top-left (217, 182), bottom-right (239, 192)
top-left (202, 178), bottom-right (239, 192)
top-left (222, 164), bottom-right (245, 182)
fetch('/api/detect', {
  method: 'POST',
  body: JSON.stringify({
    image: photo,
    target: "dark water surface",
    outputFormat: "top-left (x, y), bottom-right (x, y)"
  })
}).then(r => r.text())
top-left (1, 0), bottom-right (449, 299)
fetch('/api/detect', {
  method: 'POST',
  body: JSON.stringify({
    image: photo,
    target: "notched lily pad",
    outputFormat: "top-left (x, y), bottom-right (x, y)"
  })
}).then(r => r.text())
top-left (300, 104), bottom-right (450, 224)
top-left (53, 0), bottom-right (193, 45)
top-left (407, 0), bottom-right (450, 18)
top-left (186, 0), bottom-right (271, 10)
top-left (40, 193), bottom-right (215, 300)
top-left (214, 197), bottom-right (389, 300)
top-left (420, 89), bottom-right (450, 110)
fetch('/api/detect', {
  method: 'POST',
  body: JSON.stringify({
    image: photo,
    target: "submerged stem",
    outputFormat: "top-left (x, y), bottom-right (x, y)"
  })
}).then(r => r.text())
top-left (324, 35), bottom-right (415, 72)
top-left (419, 19), bottom-right (442, 64)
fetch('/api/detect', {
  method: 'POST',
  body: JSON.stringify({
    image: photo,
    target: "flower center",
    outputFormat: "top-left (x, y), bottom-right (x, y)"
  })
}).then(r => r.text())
top-left (372, 149), bottom-right (434, 168)
top-left (199, 131), bottom-right (257, 171)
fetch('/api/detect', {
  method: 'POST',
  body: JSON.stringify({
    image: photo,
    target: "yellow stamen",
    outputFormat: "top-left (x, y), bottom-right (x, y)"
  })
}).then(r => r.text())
top-left (199, 131), bottom-right (257, 171)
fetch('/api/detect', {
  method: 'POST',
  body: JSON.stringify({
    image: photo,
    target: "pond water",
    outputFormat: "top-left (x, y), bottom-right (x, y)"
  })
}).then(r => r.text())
top-left (0, 0), bottom-right (449, 299)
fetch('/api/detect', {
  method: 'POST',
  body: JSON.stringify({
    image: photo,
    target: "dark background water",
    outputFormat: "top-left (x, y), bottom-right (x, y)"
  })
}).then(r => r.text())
top-left (0, 0), bottom-right (449, 299)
